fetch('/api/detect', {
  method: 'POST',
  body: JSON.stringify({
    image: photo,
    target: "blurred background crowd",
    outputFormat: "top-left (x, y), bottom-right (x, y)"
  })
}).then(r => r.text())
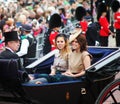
top-left (0, 0), bottom-right (93, 50)
top-left (0, 0), bottom-right (115, 56)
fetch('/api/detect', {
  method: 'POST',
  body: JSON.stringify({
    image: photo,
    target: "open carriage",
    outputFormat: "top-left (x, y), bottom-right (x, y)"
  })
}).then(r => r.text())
top-left (0, 47), bottom-right (120, 104)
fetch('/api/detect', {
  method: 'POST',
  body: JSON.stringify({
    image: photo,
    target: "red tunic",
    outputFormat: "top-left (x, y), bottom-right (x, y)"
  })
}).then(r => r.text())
top-left (80, 20), bottom-right (88, 36)
top-left (99, 16), bottom-right (109, 36)
top-left (114, 12), bottom-right (120, 29)
top-left (49, 30), bottom-right (59, 51)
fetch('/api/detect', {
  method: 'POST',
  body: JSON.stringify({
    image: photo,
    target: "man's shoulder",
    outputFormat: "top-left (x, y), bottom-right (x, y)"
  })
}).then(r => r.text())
top-left (0, 50), bottom-right (19, 59)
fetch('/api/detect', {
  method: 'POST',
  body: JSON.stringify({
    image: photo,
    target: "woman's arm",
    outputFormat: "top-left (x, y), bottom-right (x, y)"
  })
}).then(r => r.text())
top-left (83, 55), bottom-right (91, 69)
top-left (62, 55), bottom-right (91, 77)
top-left (49, 66), bottom-right (56, 75)
top-left (74, 55), bottom-right (91, 77)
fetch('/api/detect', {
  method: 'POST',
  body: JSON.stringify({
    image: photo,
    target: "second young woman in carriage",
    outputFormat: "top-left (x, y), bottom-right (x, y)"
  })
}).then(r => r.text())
top-left (61, 29), bottom-right (92, 80)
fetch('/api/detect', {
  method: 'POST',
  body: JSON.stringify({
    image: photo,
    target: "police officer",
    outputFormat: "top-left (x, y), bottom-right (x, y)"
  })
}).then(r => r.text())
top-left (17, 24), bottom-right (37, 66)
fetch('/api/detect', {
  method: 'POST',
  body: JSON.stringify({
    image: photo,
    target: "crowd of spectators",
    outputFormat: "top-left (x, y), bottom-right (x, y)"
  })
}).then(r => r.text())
top-left (0, 0), bottom-right (96, 53)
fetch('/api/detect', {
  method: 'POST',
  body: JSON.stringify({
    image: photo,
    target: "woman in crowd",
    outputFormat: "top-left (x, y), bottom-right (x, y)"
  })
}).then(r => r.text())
top-left (62, 29), bottom-right (92, 80)
top-left (0, 29), bottom-right (4, 52)
top-left (58, 7), bottom-right (67, 26)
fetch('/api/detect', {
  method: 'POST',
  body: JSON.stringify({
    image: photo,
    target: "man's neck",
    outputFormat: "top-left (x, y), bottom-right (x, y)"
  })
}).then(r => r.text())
top-left (5, 47), bottom-right (14, 53)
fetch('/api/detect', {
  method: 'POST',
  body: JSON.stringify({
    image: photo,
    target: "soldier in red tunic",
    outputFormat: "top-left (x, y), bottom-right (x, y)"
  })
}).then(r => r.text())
top-left (49, 29), bottom-right (60, 51)
top-left (43, 13), bottom-right (62, 55)
top-left (75, 6), bottom-right (88, 36)
top-left (111, 0), bottom-right (120, 47)
top-left (97, 2), bottom-right (112, 46)
top-left (49, 13), bottom-right (62, 51)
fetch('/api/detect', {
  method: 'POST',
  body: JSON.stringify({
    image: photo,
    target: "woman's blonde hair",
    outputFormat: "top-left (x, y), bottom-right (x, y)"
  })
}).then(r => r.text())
top-left (55, 33), bottom-right (71, 60)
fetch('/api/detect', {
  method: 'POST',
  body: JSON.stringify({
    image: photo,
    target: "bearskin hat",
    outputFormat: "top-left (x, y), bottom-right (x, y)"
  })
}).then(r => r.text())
top-left (111, 0), bottom-right (120, 12)
top-left (97, 2), bottom-right (107, 20)
top-left (49, 13), bottom-right (62, 29)
top-left (75, 6), bottom-right (86, 21)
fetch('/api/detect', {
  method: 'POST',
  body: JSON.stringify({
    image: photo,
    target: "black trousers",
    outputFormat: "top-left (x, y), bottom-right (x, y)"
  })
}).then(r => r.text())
top-left (116, 29), bottom-right (120, 47)
top-left (100, 36), bottom-right (108, 46)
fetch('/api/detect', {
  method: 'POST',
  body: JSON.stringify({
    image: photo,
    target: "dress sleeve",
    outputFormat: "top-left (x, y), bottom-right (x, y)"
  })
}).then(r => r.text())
top-left (81, 51), bottom-right (92, 62)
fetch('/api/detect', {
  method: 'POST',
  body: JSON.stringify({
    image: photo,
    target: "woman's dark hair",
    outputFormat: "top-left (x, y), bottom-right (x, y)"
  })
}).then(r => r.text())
top-left (76, 35), bottom-right (87, 52)
top-left (59, 8), bottom-right (66, 16)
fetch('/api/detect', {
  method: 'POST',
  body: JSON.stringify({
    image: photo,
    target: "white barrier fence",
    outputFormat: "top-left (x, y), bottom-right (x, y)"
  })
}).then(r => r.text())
top-left (35, 32), bottom-right (44, 58)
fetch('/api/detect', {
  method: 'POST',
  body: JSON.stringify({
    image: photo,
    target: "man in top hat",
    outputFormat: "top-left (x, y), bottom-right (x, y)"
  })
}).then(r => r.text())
top-left (111, 0), bottom-right (120, 47)
top-left (16, 24), bottom-right (37, 66)
top-left (0, 31), bottom-right (47, 84)
top-left (43, 13), bottom-right (62, 55)
top-left (0, 31), bottom-right (20, 59)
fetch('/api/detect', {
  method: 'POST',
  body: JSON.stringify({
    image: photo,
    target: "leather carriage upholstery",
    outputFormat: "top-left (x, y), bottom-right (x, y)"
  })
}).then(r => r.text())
top-left (0, 59), bottom-right (24, 95)
top-left (0, 59), bottom-right (32, 103)
top-left (25, 47), bottom-right (118, 74)
top-left (0, 59), bottom-right (19, 80)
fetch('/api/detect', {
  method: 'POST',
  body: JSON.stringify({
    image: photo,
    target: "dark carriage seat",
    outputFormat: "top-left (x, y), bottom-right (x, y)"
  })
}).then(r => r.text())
top-left (0, 59), bottom-right (35, 103)
top-left (25, 47), bottom-right (118, 74)
top-left (0, 59), bottom-right (20, 88)
top-left (34, 56), bottom-right (54, 74)
top-left (88, 47), bottom-right (117, 64)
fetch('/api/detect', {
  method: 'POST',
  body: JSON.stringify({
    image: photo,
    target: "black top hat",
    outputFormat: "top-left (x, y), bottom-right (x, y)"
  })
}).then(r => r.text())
top-left (21, 24), bottom-right (32, 32)
top-left (75, 6), bottom-right (86, 21)
top-left (111, 0), bottom-right (120, 12)
top-left (97, 2), bottom-right (107, 20)
top-left (49, 13), bottom-right (62, 29)
top-left (4, 31), bottom-right (20, 42)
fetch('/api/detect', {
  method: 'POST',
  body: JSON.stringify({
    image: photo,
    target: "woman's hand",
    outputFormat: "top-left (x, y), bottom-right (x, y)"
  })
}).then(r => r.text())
top-left (62, 70), bottom-right (73, 76)
top-left (49, 72), bottom-right (55, 76)
top-left (28, 74), bottom-right (35, 80)
top-left (49, 67), bottom-right (56, 76)
top-left (35, 81), bottom-right (42, 84)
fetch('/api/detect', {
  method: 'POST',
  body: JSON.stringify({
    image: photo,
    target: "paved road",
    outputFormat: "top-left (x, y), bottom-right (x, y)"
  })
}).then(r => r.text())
top-left (108, 35), bottom-right (116, 47)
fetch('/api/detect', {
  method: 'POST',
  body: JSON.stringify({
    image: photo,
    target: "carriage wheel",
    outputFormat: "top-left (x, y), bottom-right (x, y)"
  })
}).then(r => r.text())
top-left (95, 78), bottom-right (120, 104)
